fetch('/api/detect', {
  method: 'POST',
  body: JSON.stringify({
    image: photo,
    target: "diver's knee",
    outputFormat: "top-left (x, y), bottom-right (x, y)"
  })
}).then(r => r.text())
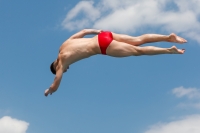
top-left (133, 47), bottom-right (144, 56)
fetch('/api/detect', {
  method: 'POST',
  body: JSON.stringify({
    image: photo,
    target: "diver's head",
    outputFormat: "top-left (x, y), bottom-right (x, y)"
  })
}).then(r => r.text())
top-left (50, 59), bottom-right (69, 75)
top-left (50, 61), bottom-right (56, 75)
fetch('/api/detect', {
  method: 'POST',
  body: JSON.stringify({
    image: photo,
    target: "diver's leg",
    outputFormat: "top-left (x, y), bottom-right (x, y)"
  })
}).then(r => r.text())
top-left (112, 32), bottom-right (187, 46)
top-left (106, 40), bottom-right (185, 57)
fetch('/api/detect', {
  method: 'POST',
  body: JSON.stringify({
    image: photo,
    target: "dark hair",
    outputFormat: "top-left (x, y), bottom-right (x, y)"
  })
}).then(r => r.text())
top-left (50, 62), bottom-right (56, 75)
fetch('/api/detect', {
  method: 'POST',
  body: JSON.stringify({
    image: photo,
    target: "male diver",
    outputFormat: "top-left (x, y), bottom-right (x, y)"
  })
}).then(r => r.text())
top-left (45, 29), bottom-right (186, 96)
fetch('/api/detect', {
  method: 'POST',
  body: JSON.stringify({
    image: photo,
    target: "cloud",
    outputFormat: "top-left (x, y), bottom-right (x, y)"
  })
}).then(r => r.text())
top-left (144, 115), bottom-right (200, 133)
top-left (61, 1), bottom-right (100, 31)
top-left (172, 86), bottom-right (200, 109)
top-left (62, 0), bottom-right (200, 43)
top-left (144, 86), bottom-right (200, 133)
top-left (172, 86), bottom-right (200, 99)
top-left (0, 116), bottom-right (29, 133)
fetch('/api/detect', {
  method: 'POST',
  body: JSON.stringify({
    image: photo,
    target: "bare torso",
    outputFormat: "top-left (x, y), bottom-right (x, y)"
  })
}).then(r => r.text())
top-left (58, 35), bottom-right (101, 69)
top-left (44, 29), bottom-right (187, 97)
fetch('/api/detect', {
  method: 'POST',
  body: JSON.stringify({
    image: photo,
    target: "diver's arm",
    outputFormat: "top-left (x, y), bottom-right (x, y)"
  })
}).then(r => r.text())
top-left (45, 64), bottom-right (63, 96)
top-left (69, 29), bottom-right (102, 39)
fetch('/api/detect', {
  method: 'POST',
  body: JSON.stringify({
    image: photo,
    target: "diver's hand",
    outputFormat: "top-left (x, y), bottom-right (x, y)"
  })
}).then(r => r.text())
top-left (99, 30), bottom-right (103, 33)
top-left (44, 89), bottom-right (52, 97)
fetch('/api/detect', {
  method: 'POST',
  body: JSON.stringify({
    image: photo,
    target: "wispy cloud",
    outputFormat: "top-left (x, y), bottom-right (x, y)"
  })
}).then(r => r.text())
top-left (144, 87), bottom-right (200, 133)
top-left (61, 1), bottom-right (100, 31)
top-left (62, 0), bottom-right (200, 43)
top-left (172, 86), bottom-right (200, 109)
top-left (144, 115), bottom-right (200, 133)
top-left (172, 86), bottom-right (200, 99)
top-left (0, 116), bottom-right (29, 133)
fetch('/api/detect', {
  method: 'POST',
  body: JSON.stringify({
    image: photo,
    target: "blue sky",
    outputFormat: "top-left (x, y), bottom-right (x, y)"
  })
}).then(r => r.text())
top-left (1, 0), bottom-right (200, 133)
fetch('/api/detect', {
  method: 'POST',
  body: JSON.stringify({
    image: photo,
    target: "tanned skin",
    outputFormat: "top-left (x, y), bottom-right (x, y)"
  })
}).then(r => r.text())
top-left (45, 29), bottom-right (186, 96)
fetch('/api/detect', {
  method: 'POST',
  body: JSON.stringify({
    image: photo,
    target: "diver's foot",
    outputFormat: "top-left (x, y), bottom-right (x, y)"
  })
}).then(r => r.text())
top-left (169, 46), bottom-right (185, 54)
top-left (168, 33), bottom-right (187, 44)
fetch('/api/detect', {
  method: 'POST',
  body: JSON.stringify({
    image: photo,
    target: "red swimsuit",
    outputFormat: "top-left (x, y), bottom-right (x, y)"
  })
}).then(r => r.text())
top-left (98, 31), bottom-right (113, 55)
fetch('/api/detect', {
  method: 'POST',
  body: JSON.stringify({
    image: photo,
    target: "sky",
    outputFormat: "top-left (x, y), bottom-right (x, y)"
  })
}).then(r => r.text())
top-left (0, 0), bottom-right (200, 133)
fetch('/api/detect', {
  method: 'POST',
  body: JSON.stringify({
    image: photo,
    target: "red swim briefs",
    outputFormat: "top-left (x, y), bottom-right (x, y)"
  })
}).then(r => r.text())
top-left (98, 31), bottom-right (113, 55)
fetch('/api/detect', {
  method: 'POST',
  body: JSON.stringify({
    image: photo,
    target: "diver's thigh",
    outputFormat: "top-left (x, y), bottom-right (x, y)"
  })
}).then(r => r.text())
top-left (106, 40), bottom-right (138, 57)
top-left (112, 32), bottom-right (142, 46)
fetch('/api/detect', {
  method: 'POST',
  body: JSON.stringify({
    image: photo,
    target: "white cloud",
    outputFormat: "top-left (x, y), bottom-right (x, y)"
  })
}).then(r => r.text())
top-left (145, 86), bottom-right (200, 133)
top-left (172, 86), bottom-right (200, 99)
top-left (62, 1), bottom-right (100, 31)
top-left (0, 116), bottom-right (29, 133)
top-left (172, 86), bottom-right (200, 109)
top-left (62, 0), bottom-right (200, 43)
top-left (144, 115), bottom-right (200, 133)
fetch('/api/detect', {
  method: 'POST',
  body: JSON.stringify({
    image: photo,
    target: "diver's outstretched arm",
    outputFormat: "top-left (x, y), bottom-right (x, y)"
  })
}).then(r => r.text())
top-left (45, 63), bottom-right (63, 97)
top-left (70, 29), bottom-right (102, 39)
